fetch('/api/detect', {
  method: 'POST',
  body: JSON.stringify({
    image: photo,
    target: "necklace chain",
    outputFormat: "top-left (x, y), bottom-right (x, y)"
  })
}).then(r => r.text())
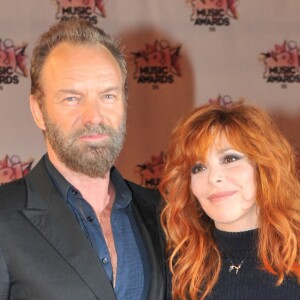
top-left (227, 255), bottom-right (248, 274)
top-left (216, 231), bottom-right (256, 275)
top-left (220, 248), bottom-right (252, 275)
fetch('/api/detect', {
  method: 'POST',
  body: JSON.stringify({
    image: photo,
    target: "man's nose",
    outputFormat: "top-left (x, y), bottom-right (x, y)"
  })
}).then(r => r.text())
top-left (81, 99), bottom-right (104, 125)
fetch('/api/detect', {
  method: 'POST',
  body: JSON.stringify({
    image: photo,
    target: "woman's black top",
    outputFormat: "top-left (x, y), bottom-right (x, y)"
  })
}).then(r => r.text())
top-left (204, 229), bottom-right (300, 300)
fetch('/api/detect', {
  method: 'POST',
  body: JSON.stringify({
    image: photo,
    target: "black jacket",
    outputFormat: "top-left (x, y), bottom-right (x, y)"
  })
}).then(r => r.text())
top-left (0, 156), bottom-right (167, 299)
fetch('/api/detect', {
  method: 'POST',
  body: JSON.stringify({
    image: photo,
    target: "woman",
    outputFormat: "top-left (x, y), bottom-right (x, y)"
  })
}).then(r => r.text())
top-left (159, 101), bottom-right (300, 299)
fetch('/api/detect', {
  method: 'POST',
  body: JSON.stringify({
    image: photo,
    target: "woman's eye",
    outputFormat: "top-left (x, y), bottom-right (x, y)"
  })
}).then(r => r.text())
top-left (223, 155), bottom-right (241, 164)
top-left (191, 163), bottom-right (207, 174)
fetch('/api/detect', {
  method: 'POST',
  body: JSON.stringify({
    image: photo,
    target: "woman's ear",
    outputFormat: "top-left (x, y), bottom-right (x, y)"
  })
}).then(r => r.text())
top-left (29, 95), bottom-right (46, 130)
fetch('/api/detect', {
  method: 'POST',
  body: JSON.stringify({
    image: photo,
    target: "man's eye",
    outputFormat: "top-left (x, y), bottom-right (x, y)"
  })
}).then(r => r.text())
top-left (65, 96), bottom-right (78, 103)
top-left (191, 163), bottom-right (207, 174)
top-left (223, 155), bottom-right (241, 164)
top-left (103, 94), bottom-right (116, 101)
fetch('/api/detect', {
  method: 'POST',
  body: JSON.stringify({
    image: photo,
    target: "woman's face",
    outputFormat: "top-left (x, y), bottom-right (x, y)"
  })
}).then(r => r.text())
top-left (190, 135), bottom-right (258, 232)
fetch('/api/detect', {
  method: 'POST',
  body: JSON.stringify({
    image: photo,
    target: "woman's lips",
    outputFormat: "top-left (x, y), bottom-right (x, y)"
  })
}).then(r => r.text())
top-left (208, 191), bottom-right (236, 202)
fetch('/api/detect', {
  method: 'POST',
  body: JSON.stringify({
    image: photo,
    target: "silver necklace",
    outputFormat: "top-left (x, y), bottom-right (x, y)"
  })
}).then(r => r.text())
top-left (227, 255), bottom-right (248, 274)
top-left (220, 249), bottom-right (251, 274)
top-left (216, 230), bottom-right (256, 275)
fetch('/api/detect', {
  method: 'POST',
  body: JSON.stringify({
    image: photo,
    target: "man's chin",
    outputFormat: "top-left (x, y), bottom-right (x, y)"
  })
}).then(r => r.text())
top-left (64, 159), bottom-right (111, 178)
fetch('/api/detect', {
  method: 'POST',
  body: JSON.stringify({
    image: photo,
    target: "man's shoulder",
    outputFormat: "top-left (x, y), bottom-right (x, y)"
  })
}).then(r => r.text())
top-left (0, 177), bottom-right (27, 209)
top-left (0, 177), bottom-right (26, 194)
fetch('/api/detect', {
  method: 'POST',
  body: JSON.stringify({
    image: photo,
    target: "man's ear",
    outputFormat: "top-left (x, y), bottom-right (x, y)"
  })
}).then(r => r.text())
top-left (30, 95), bottom-right (46, 130)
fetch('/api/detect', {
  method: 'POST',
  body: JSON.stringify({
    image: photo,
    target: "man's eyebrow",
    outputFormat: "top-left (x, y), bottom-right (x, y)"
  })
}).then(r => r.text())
top-left (56, 89), bottom-right (82, 95)
top-left (55, 86), bottom-right (122, 96)
top-left (101, 86), bottom-right (122, 93)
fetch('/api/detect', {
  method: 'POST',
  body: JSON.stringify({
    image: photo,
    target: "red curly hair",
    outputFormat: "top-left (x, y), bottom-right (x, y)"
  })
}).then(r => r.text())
top-left (159, 101), bottom-right (300, 299)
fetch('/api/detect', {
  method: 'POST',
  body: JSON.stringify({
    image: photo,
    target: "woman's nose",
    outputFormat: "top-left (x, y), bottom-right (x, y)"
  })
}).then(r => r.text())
top-left (208, 166), bottom-right (225, 184)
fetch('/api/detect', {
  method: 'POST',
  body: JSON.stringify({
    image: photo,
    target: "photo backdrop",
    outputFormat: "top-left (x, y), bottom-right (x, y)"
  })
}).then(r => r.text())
top-left (1, 0), bottom-right (300, 187)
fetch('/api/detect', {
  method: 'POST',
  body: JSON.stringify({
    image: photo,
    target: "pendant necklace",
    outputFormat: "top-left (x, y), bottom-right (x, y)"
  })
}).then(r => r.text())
top-left (227, 254), bottom-right (248, 274)
top-left (220, 247), bottom-right (252, 275)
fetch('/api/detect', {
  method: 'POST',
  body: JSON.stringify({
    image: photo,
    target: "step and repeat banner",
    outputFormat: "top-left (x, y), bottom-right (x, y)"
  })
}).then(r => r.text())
top-left (1, 0), bottom-right (300, 188)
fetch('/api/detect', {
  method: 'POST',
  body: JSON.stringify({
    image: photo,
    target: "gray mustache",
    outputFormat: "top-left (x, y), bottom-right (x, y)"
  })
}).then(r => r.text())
top-left (71, 124), bottom-right (116, 138)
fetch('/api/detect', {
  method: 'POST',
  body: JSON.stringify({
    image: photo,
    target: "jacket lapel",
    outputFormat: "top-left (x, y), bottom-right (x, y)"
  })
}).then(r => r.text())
top-left (22, 158), bottom-right (116, 300)
top-left (128, 182), bottom-right (166, 300)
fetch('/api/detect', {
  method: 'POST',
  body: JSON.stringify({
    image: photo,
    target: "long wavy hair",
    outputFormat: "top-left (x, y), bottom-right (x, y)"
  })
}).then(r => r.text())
top-left (159, 101), bottom-right (300, 299)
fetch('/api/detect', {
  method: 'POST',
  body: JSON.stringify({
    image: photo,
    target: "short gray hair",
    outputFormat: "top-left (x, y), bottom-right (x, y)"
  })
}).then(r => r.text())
top-left (30, 19), bottom-right (128, 107)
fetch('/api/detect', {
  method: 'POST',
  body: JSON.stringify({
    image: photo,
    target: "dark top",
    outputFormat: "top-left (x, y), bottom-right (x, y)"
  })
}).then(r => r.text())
top-left (45, 155), bottom-right (151, 300)
top-left (205, 229), bottom-right (300, 300)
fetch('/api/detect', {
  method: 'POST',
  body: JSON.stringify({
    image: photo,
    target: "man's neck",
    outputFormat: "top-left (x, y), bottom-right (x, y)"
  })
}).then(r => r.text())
top-left (48, 151), bottom-right (112, 213)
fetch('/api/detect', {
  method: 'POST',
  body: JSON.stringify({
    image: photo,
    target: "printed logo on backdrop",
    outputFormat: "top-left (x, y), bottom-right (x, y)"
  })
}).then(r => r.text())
top-left (186, 0), bottom-right (239, 30)
top-left (260, 41), bottom-right (300, 88)
top-left (0, 39), bottom-right (28, 90)
top-left (136, 152), bottom-right (165, 189)
top-left (53, 0), bottom-right (107, 24)
top-left (0, 155), bottom-right (33, 185)
top-left (131, 40), bottom-right (181, 89)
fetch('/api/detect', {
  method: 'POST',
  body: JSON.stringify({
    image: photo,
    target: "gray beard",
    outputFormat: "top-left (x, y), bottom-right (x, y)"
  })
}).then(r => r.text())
top-left (44, 115), bottom-right (126, 178)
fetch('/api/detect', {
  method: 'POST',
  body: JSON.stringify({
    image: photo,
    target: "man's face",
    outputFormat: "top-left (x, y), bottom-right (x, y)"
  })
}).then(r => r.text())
top-left (35, 42), bottom-right (126, 178)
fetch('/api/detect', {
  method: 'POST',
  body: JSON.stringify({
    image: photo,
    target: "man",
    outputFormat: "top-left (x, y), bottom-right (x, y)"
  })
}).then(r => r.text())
top-left (0, 19), bottom-right (166, 299)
